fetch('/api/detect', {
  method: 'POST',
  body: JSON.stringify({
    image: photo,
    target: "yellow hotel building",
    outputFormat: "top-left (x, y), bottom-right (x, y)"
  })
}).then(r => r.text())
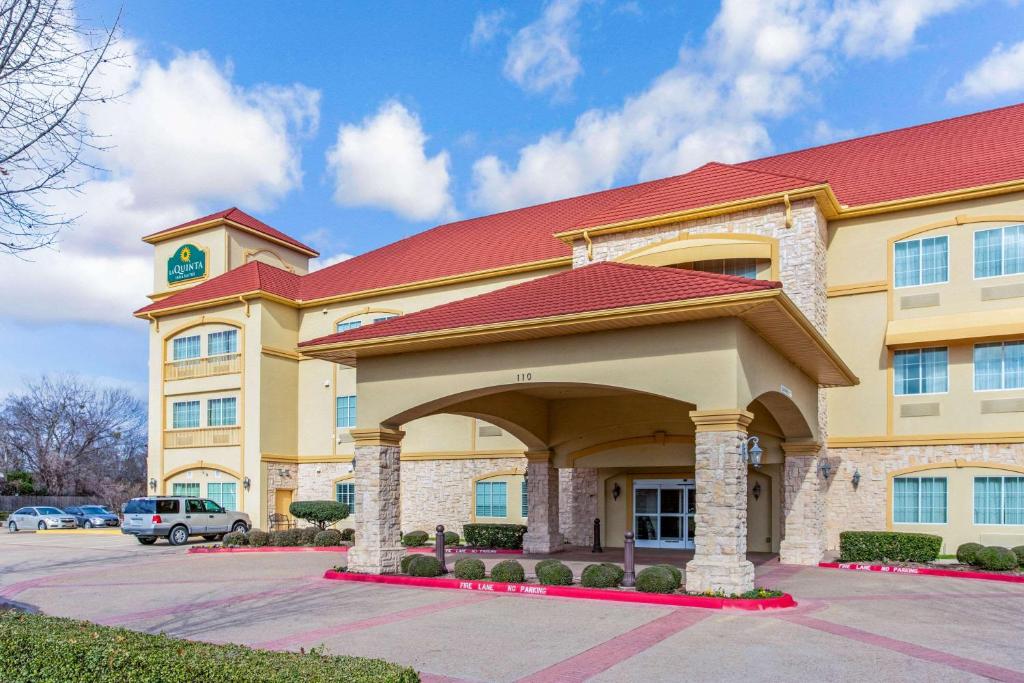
top-left (136, 104), bottom-right (1024, 593)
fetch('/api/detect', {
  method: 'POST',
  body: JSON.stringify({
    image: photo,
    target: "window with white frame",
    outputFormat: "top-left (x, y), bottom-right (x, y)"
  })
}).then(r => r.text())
top-left (171, 401), bottom-right (200, 429)
top-left (684, 258), bottom-right (760, 279)
top-left (207, 330), bottom-right (238, 356)
top-left (208, 482), bottom-right (237, 510)
top-left (521, 478), bottom-right (528, 518)
top-left (335, 481), bottom-right (355, 513)
top-left (974, 225), bottom-right (1024, 278)
top-left (475, 480), bottom-right (507, 517)
top-left (893, 476), bottom-right (947, 524)
top-left (172, 335), bottom-right (201, 361)
top-left (373, 314), bottom-right (398, 324)
top-left (974, 476), bottom-right (1024, 525)
top-left (207, 397), bottom-right (237, 427)
top-left (336, 395), bottom-right (356, 428)
top-left (336, 320), bottom-right (362, 333)
top-left (974, 341), bottom-right (1024, 391)
top-left (894, 236), bottom-right (948, 288)
top-left (894, 347), bottom-right (948, 395)
top-left (172, 482), bottom-right (200, 497)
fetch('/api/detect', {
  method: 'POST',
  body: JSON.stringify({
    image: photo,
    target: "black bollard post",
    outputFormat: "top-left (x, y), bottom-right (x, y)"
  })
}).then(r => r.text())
top-left (435, 524), bottom-right (448, 573)
top-left (623, 531), bottom-right (635, 587)
top-left (592, 518), bottom-right (603, 553)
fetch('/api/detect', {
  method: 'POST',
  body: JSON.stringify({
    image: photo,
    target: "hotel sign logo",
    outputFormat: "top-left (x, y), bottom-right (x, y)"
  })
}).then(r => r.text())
top-left (167, 244), bottom-right (206, 284)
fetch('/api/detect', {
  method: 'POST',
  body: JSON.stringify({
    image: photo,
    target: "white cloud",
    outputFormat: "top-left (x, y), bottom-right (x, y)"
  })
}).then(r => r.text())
top-left (472, 0), bottom-right (963, 211)
top-left (947, 40), bottom-right (1024, 101)
top-left (311, 252), bottom-right (354, 271)
top-left (470, 8), bottom-right (509, 47)
top-left (503, 0), bottom-right (584, 96)
top-left (809, 119), bottom-right (858, 145)
top-left (326, 101), bottom-right (455, 222)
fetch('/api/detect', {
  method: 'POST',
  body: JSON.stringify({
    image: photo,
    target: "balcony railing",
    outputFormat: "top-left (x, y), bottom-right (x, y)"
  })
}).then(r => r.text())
top-left (165, 353), bottom-right (241, 381)
top-left (164, 426), bottom-right (241, 449)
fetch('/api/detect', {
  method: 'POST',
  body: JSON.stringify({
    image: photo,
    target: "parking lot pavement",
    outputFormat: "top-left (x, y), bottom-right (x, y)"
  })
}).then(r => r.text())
top-left (3, 532), bottom-right (1024, 682)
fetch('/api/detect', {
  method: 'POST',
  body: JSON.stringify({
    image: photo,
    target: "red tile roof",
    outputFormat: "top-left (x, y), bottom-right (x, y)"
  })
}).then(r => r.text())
top-left (135, 260), bottom-right (301, 315)
top-left (299, 262), bottom-right (780, 347)
top-left (143, 207), bottom-right (319, 256)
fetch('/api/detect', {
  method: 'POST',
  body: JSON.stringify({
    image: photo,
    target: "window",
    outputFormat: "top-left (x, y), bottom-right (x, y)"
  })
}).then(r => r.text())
top-left (684, 259), bottom-right (760, 279)
top-left (171, 401), bottom-right (200, 428)
top-left (475, 480), bottom-right (507, 517)
top-left (186, 499), bottom-right (204, 514)
top-left (207, 330), bottom-right (238, 356)
top-left (335, 481), bottom-right (355, 513)
top-left (207, 397), bottom-right (237, 427)
top-left (336, 320), bottom-right (362, 333)
top-left (336, 395), bottom-right (356, 428)
top-left (202, 498), bottom-right (227, 514)
top-left (207, 482), bottom-right (237, 510)
top-left (893, 477), bottom-right (947, 524)
top-left (894, 236), bottom-right (948, 288)
top-left (521, 478), bottom-right (528, 518)
top-left (172, 335), bottom-right (200, 361)
top-left (173, 482), bottom-right (200, 497)
top-left (974, 225), bottom-right (1024, 278)
top-left (974, 476), bottom-right (1024, 525)
top-left (373, 314), bottom-right (398, 324)
top-left (894, 347), bottom-right (948, 395)
top-left (974, 341), bottom-right (1024, 391)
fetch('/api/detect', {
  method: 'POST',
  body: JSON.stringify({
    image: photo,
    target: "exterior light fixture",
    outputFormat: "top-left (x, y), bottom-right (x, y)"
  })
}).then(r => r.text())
top-left (612, 483), bottom-right (621, 500)
top-left (148, 477), bottom-right (157, 491)
top-left (740, 436), bottom-right (763, 468)
top-left (852, 469), bottom-right (861, 488)
top-left (752, 481), bottom-right (762, 500)
top-left (820, 459), bottom-right (832, 480)
top-left (243, 476), bottom-right (251, 491)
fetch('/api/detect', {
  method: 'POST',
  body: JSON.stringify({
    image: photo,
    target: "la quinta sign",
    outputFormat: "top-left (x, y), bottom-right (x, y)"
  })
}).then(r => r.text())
top-left (167, 244), bottom-right (206, 284)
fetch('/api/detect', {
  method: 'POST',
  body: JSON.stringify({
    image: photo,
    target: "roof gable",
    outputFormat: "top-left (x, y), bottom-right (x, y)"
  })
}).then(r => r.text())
top-left (135, 260), bottom-right (301, 316)
top-left (143, 207), bottom-right (319, 257)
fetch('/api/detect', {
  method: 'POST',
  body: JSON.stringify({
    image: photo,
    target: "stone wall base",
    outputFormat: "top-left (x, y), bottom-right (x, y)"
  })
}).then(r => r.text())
top-left (685, 559), bottom-right (755, 595)
top-left (559, 468), bottom-right (598, 546)
top-left (346, 545), bottom-right (404, 574)
top-left (778, 538), bottom-right (825, 565)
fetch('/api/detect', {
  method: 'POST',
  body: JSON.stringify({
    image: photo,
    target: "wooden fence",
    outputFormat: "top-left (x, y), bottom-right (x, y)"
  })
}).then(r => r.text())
top-left (0, 495), bottom-right (96, 512)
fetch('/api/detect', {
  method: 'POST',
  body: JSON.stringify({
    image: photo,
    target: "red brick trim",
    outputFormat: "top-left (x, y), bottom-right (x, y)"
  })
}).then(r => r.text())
top-left (819, 562), bottom-right (1024, 584)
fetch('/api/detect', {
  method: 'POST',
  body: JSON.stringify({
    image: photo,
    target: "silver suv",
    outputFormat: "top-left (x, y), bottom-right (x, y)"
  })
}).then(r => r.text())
top-left (121, 496), bottom-right (250, 546)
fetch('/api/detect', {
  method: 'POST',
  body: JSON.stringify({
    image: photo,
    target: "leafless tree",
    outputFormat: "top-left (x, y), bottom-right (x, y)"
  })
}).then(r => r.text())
top-left (0, 375), bottom-right (146, 505)
top-left (0, 0), bottom-right (120, 254)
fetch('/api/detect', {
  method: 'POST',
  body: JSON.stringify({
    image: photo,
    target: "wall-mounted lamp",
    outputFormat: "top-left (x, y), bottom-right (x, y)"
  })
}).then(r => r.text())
top-left (243, 476), bottom-right (251, 491)
top-left (277, 468), bottom-right (291, 478)
top-left (612, 483), bottom-right (621, 500)
top-left (752, 481), bottom-right (762, 500)
top-left (148, 478), bottom-right (157, 491)
top-left (740, 436), bottom-right (763, 468)
top-left (820, 459), bottom-right (832, 480)
top-left (851, 469), bottom-right (861, 488)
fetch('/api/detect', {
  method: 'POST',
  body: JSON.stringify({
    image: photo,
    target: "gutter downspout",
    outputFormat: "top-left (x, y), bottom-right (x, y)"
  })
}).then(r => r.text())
top-left (783, 193), bottom-right (793, 229)
top-left (145, 312), bottom-right (159, 333)
top-left (239, 295), bottom-right (251, 317)
top-left (583, 230), bottom-right (594, 261)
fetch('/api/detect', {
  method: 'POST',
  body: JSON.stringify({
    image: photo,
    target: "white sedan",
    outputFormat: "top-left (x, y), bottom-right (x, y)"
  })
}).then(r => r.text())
top-left (7, 507), bottom-right (78, 532)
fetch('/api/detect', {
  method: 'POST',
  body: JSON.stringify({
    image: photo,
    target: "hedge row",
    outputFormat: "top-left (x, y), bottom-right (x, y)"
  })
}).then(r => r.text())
top-left (462, 524), bottom-right (527, 549)
top-left (0, 611), bottom-right (418, 682)
top-left (221, 527), bottom-right (350, 548)
top-left (839, 531), bottom-right (942, 563)
top-left (956, 542), bottom-right (1022, 571)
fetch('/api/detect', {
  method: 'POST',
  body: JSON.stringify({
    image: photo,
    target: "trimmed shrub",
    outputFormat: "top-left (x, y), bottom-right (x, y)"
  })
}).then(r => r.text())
top-left (956, 542), bottom-right (984, 565)
top-left (581, 564), bottom-right (621, 588)
top-left (340, 528), bottom-right (355, 542)
top-left (400, 554), bottom-right (417, 574)
top-left (462, 524), bottom-right (528, 549)
top-left (222, 531), bottom-right (247, 548)
top-left (453, 557), bottom-right (486, 580)
top-left (298, 526), bottom-right (319, 546)
top-left (407, 554), bottom-right (444, 577)
top-left (490, 559), bottom-right (526, 583)
top-left (269, 529), bottom-right (302, 547)
top-left (975, 546), bottom-right (1019, 571)
top-left (443, 531), bottom-right (460, 547)
top-left (533, 558), bottom-right (562, 576)
top-left (839, 531), bottom-right (942, 563)
top-left (536, 561), bottom-right (573, 586)
top-left (600, 563), bottom-right (625, 585)
top-left (401, 530), bottom-right (430, 547)
top-left (1013, 546), bottom-right (1024, 566)
top-left (288, 500), bottom-right (350, 530)
top-left (654, 564), bottom-right (682, 589)
top-left (247, 529), bottom-right (270, 547)
top-left (0, 611), bottom-right (419, 682)
top-left (314, 529), bottom-right (344, 547)
top-left (635, 566), bottom-right (676, 594)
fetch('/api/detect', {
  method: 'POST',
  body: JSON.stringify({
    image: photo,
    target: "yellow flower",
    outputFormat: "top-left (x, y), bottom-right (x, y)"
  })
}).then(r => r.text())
top-left (181, 246), bottom-right (191, 262)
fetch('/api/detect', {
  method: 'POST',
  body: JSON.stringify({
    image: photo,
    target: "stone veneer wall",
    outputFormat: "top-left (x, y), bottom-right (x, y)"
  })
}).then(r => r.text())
top-left (559, 468), bottom-right (598, 546)
top-left (264, 462), bottom-right (297, 529)
top-left (824, 444), bottom-right (1024, 550)
top-left (297, 462), bottom-right (353, 502)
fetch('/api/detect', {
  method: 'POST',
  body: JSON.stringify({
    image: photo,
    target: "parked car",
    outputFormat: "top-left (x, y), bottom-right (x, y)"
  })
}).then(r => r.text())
top-left (7, 507), bottom-right (77, 532)
top-left (64, 505), bottom-right (121, 528)
top-left (121, 496), bottom-right (250, 546)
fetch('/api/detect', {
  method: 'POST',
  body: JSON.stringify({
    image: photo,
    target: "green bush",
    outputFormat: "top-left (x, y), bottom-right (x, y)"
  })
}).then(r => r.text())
top-left (268, 529), bottom-right (302, 547)
top-left (453, 557), bottom-right (486, 580)
top-left (340, 528), bottom-right (355, 542)
top-left (600, 563), bottom-right (625, 585)
top-left (490, 559), bottom-right (526, 583)
top-left (635, 566), bottom-right (676, 594)
top-left (222, 531), bottom-right (247, 547)
top-left (314, 529), bottom-right (344, 547)
top-left (407, 554), bottom-right (444, 577)
top-left (400, 554), bottom-right (417, 574)
top-left (581, 564), bottom-right (621, 588)
top-left (956, 542), bottom-right (984, 565)
top-left (443, 531), bottom-right (460, 547)
top-left (1013, 546), bottom-right (1024, 566)
top-left (654, 564), bottom-right (682, 589)
top-left (298, 526), bottom-right (319, 546)
top-left (536, 561), bottom-right (573, 586)
top-left (401, 530), bottom-right (430, 547)
top-left (533, 558), bottom-right (562, 576)
top-left (288, 500), bottom-right (350, 530)
top-left (0, 611), bottom-right (419, 682)
top-left (462, 524), bottom-right (527, 549)
top-left (839, 531), bottom-right (942, 563)
top-left (0, 512), bottom-right (8, 522)
top-left (247, 529), bottom-right (269, 547)
top-left (975, 546), bottom-right (1019, 571)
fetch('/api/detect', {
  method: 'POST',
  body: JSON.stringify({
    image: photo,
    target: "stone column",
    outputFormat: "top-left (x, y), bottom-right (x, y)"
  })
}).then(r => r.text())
top-left (559, 467), bottom-right (598, 546)
top-left (346, 427), bottom-right (405, 574)
top-left (523, 450), bottom-right (562, 554)
top-left (779, 441), bottom-right (826, 565)
top-left (686, 410), bottom-right (755, 595)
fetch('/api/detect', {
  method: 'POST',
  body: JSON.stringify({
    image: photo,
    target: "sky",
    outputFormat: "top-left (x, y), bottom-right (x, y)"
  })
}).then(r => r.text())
top-left (2, 0), bottom-right (1024, 398)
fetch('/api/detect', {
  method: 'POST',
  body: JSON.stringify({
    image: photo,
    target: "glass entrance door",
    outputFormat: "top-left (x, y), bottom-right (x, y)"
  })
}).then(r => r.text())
top-left (633, 479), bottom-right (695, 549)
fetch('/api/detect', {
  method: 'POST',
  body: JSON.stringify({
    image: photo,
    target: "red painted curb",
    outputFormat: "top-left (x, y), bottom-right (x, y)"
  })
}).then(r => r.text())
top-left (323, 571), bottom-right (796, 611)
top-left (406, 547), bottom-right (524, 555)
top-left (188, 546), bottom-right (349, 554)
top-left (819, 562), bottom-right (1024, 584)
